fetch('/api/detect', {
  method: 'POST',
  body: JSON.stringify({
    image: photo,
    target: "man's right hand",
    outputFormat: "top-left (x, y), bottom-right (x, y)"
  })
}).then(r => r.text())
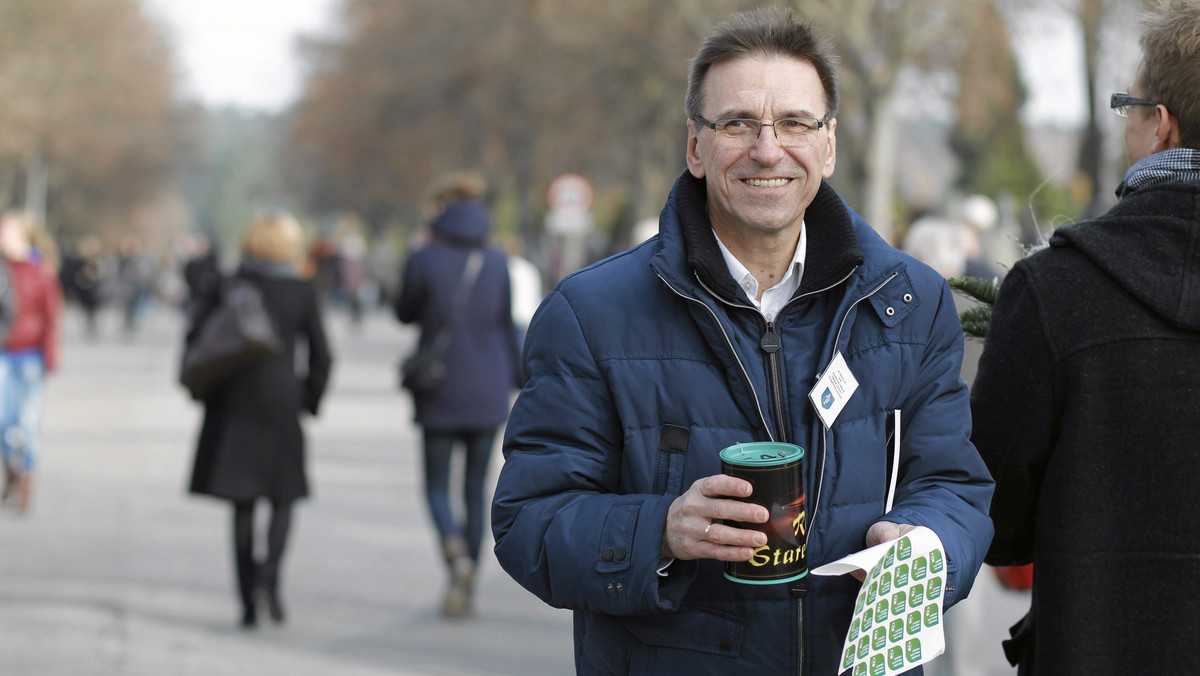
top-left (661, 474), bottom-right (768, 561)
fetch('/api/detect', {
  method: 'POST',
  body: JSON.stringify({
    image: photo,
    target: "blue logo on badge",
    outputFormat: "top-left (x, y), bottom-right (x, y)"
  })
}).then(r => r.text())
top-left (821, 388), bottom-right (834, 409)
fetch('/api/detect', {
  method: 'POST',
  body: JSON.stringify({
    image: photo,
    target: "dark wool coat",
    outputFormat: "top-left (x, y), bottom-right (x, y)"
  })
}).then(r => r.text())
top-left (971, 181), bottom-right (1200, 674)
top-left (188, 263), bottom-right (332, 503)
top-left (394, 201), bottom-right (520, 431)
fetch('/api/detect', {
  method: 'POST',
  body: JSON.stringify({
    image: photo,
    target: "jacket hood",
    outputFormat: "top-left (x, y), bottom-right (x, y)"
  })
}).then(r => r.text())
top-left (431, 201), bottom-right (492, 246)
top-left (1050, 183), bottom-right (1200, 330)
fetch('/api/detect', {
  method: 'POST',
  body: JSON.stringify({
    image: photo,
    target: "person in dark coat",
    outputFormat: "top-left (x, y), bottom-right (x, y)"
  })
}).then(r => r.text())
top-left (394, 177), bottom-right (520, 618)
top-left (970, 2), bottom-right (1200, 672)
top-left (181, 233), bottom-right (221, 308)
top-left (187, 212), bottom-right (333, 628)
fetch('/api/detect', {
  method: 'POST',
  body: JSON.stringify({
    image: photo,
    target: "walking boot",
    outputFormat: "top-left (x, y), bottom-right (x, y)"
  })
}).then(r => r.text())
top-left (240, 602), bottom-right (257, 629)
top-left (440, 536), bottom-right (475, 618)
top-left (255, 563), bottom-right (285, 624)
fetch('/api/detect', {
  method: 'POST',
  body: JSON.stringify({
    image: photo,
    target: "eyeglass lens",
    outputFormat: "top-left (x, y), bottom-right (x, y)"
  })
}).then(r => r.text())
top-left (713, 118), bottom-right (823, 146)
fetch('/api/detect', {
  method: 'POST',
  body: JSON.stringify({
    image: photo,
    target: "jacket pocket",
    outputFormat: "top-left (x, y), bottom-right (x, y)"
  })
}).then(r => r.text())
top-left (620, 604), bottom-right (745, 657)
top-left (651, 423), bottom-right (690, 496)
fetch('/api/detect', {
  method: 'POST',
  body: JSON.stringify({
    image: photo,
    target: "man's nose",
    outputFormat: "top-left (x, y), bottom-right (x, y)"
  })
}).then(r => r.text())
top-left (749, 124), bottom-right (786, 161)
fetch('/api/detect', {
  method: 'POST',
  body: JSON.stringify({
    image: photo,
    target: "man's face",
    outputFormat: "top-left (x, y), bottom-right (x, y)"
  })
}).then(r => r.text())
top-left (686, 54), bottom-right (836, 241)
top-left (1124, 62), bottom-right (1159, 166)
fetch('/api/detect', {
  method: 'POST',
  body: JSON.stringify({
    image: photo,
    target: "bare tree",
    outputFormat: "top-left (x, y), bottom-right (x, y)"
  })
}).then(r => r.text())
top-left (0, 0), bottom-right (184, 238)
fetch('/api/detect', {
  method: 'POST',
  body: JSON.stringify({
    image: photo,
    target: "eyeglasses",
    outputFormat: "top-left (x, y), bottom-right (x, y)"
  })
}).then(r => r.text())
top-left (1110, 92), bottom-right (1158, 117)
top-left (692, 114), bottom-right (830, 147)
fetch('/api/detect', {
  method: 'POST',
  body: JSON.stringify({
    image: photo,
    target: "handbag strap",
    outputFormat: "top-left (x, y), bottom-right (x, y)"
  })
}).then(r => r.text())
top-left (429, 249), bottom-right (485, 353)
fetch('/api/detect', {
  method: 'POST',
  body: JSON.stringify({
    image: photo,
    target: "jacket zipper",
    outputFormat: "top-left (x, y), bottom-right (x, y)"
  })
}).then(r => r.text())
top-left (659, 266), bottom-right (897, 676)
top-left (761, 321), bottom-right (787, 443)
top-left (789, 268), bottom-right (892, 676)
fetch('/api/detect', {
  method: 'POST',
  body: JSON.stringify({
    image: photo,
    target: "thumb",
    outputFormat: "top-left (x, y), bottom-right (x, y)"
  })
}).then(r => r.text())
top-left (865, 521), bottom-right (915, 548)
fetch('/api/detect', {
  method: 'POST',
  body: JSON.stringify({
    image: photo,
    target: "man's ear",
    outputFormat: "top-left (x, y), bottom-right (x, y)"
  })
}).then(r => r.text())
top-left (1153, 104), bottom-right (1182, 151)
top-left (685, 123), bottom-right (706, 179)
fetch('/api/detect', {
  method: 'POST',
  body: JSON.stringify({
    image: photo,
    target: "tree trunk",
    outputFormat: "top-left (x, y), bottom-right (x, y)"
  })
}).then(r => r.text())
top-left (864, 85), bottom-right (898, 245)
top-left (23, 150), bottom-right (49, 226)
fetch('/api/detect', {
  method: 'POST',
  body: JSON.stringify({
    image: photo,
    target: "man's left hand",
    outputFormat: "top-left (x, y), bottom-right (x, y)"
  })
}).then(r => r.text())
top-left (850, 521), bottom-right (917, 581)
top-left (865, 520), bottom-right (916, 548)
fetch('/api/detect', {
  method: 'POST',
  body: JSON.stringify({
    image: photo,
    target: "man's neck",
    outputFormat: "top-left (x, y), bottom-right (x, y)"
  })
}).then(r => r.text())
top-left (711, 222), bottom-right (803, 298)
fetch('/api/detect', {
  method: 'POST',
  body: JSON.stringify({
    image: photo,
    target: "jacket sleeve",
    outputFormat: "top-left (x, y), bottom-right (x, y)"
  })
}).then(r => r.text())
top-left (301, 283), bottom-right (333, 416)
top-left (969, 264), bottom-right (1057, 566)
top-left (39, 265), bottom-right (64, 374)
top-left (882, 279), bottom-right (995, 608)
top-left (492, 289), bottom-right (690, 616)
top-left (393, 253), bottom-right (425, 325)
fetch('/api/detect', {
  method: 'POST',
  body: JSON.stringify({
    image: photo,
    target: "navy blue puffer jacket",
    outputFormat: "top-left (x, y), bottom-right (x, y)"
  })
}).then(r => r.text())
top-left (492, 172), bottom-right (993, 675)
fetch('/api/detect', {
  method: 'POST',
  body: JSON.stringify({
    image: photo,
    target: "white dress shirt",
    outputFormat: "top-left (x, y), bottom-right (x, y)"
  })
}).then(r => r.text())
top-left (713, 224), bottom-right (807, 322)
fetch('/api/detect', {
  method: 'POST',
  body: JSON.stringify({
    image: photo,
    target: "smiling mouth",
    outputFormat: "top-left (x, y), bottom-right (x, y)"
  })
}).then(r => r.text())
top-left (743, 178), bottom-right (791, 188)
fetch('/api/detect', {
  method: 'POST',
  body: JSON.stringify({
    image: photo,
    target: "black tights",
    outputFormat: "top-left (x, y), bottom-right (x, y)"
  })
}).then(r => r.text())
top-left (232, 499), bottom-right (293, 609)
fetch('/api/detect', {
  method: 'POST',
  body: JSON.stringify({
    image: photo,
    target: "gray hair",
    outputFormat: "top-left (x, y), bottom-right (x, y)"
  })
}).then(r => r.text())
top-left (684, 8), bottom-right (840, 122)
top-left (1137, 0), bottom-right (1200, 148)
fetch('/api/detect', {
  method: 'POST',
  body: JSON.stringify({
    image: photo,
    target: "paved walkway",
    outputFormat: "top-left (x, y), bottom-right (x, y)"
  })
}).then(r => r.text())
top-left (0, 306), bottom-right (574, 676)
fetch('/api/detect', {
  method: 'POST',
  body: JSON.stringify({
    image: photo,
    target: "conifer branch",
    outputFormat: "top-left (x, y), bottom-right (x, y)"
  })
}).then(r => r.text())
top-left (948, 276), bottom-right (999, 306)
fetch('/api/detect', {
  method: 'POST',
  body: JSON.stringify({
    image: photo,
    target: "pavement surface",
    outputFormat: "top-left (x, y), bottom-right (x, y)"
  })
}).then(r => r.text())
top-left (0, 303), bottom-right (1028, 675)
top-left (0, 306), bottom-right (574, 676)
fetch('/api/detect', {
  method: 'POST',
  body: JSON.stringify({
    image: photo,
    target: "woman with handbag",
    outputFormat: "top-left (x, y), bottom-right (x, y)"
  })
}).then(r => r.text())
top-left (186, 212), bottom-right (333, 628)
top-left (394, 174), bottom-right (521, 618)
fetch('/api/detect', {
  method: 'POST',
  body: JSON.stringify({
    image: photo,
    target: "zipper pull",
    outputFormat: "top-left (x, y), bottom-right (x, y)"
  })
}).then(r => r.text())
top-left (789, 575), bottom-right (808, 597)
top-left (760, 322), bottom-right (781, 354)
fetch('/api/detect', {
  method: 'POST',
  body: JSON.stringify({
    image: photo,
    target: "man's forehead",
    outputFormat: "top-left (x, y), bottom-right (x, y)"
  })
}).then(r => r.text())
top-left (703, 54), bottom-right (825, 114)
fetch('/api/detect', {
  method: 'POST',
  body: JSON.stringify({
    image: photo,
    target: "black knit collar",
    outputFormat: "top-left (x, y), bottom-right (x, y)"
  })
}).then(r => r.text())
top-left (673, 171), bottom-right (863, 304)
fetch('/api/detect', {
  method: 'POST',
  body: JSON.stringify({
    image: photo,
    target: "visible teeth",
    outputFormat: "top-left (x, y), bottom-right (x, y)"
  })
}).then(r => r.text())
top-left (745, 178), bottom-right (789, 188)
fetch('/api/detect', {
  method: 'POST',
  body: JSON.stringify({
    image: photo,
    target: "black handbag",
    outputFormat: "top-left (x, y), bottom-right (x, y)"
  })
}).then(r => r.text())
top-left (179, 277), bottom-right (282, 400)
top-left (400, 249), bottom-right (485, 394)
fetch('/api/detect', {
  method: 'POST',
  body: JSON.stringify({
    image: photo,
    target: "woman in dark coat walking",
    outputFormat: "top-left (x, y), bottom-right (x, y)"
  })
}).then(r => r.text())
top-left (187, 212), bottom-right (333, 628)
top-left (395, 177), bottom-right (520, 618)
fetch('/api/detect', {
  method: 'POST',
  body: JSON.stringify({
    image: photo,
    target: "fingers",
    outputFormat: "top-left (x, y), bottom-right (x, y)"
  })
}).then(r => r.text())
top-left (696, 473), bottom-right (755, 501)
top-left (662, 475), bottom-right (770, 561)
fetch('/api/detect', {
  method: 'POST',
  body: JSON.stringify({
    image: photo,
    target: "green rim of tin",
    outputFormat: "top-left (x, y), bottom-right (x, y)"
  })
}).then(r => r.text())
top-left (724, 569), bottom-right (808, 585)
top-left (719, 441), bottom-right (805, 467)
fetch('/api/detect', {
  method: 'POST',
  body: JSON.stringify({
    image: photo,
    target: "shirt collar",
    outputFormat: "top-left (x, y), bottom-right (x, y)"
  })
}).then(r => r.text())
top-left (713, 225), bottom-right (807, 320)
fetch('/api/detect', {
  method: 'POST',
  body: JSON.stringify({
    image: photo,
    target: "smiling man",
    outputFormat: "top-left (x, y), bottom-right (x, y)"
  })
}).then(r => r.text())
top-left (492, 8), bottom-right (993, 674)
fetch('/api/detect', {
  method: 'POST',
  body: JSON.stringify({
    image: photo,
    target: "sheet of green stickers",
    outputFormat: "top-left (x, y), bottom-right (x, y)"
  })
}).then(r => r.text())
top-left (812, 526), bottom-right (947, 676)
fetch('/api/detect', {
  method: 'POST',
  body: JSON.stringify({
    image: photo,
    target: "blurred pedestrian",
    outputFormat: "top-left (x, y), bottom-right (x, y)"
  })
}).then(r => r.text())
top-left (957, 194), bottom-right (1002, 280)
top-left (186, 212), bottom-right (333, 628)
top-left (0, 210), bottom-right (63, 513)
top-left (971, 1), bottom-right (1200, 672)
top-left (505, 238), bottom-right (543, 356)
top-left (181, 233), bottom-right (221, 309)
top-left (901, 213), bottom-right (968, 279)
top-left (394, 173), bottom-right (521, 618)
top-left (335, 217), bottom-right (369, 325)
top-left (68, 235), bottom-right (106, 338)
top-left (115, 234), bottom-right (155, 335)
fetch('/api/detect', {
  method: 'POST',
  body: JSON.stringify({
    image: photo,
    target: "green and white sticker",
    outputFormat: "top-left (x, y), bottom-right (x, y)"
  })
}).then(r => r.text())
top-left (811, 526), bottom-right (948, 676)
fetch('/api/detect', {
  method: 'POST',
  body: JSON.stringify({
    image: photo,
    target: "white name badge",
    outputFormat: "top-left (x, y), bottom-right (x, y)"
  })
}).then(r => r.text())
top-left (809, 351), bottom-right (859, 428)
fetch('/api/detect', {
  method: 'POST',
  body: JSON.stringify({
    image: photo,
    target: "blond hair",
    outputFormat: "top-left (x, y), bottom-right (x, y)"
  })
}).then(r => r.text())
top-left (241, 212), bottom-right (304, 264)
top-left (0, 209), bottom-right (59, 270)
